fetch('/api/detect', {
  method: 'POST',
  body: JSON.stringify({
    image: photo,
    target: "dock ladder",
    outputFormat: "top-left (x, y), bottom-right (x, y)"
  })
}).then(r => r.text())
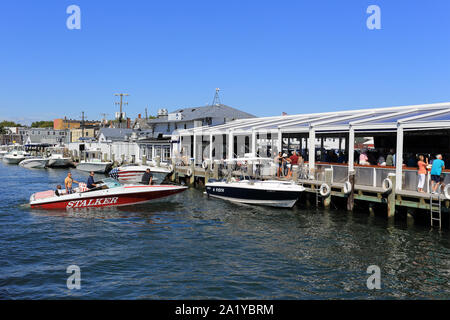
top-left (430, 193), bottom-right (442, 229)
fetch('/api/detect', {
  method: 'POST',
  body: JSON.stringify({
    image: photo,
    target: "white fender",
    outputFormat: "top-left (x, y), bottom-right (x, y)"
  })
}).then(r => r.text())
top-left (343, 181), bottom-right (352, 195)
top-left (186, 168), bottom-right (193, 177)
top-left (168, 164), bottom-right (174, 172)
top-left (444, 184), bottom-right (450, 200)
top-left (382, 178), bottom-right (392, 193)
top-left (319, 183), bottom-right (331, 197)
top-left (202, 160), bottom-right (209, 170)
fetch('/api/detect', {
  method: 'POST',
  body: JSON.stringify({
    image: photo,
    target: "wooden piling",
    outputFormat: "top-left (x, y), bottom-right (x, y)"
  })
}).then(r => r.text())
top-left (387, 173), bottom-right (396, 219)
top-left (213, 160), bottom-right (219, 180)
top-left (323, 168), bottom-right (333, 209)
top-left (347, 170), bottom-right (355, 211)
top-left (189, 162), bottom-right (195, 186)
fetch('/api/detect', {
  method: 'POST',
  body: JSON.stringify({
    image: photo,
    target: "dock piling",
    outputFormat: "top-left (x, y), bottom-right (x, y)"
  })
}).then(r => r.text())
top-left (387, 173), bottom-right (396, 219)
top-left (323, 168), bottom-right (333, 208)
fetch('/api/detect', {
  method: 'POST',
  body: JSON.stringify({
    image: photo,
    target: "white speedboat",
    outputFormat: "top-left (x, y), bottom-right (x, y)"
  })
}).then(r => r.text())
top-left (76, 159), bottom-right (113, 173)
top-left (109, 164), bottom-right (172, 184)
top-left (19, 157), bottom-right (49, 169)
top-left (205, 179), bottom-right (305, 208)
top-left (3, 150), bottom-right (29, 164)
top-left (30, 178), bottom-right (187, 210)
top-left (46, 147), bottom-right (73, 168)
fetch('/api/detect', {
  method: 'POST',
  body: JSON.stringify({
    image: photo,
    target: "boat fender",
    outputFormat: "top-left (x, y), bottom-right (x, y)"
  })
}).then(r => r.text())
top-left (319, 183), bottom-right (331, 197)
top-left (186, 168), bottom-right (193, 177)
top-left (382, 178), bottom-right (392, 193)
top-left (343, 181), bottom-right (352, 195)
top-left (202, 160), bottom-right (209, 170)
top-left (168, 164), bottom-right (174, 172)
top-left (444, 184), bottom-right (450, 200)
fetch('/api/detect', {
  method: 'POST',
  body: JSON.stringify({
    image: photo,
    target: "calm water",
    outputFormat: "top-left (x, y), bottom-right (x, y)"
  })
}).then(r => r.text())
top-left (0, 162), bottom-right (449, 299)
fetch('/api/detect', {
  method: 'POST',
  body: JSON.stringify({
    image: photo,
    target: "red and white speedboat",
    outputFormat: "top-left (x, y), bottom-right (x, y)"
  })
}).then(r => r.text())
top-left (30, 178), bottom-right (187, 210)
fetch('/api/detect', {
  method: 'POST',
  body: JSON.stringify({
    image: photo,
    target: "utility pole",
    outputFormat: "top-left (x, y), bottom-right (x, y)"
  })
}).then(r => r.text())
top-left (114, 93), bottom-right (129, 128)
top-left (81, 111), bottom-right (85, 138)
top-left (145, 107), bottom-right (148, 120)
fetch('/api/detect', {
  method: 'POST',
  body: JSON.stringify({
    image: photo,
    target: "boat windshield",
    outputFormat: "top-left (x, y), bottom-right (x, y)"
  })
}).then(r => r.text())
top-left (100, 178), bottom-right (122, 189)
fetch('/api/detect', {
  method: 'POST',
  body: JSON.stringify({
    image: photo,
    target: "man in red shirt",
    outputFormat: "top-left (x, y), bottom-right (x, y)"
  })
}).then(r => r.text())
top-left (286, 151), bottom-right (299, 178)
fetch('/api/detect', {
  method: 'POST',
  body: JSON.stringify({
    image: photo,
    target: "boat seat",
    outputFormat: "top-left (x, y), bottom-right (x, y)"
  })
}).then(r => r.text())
top-left (34, 190), bottom-right (57, 200)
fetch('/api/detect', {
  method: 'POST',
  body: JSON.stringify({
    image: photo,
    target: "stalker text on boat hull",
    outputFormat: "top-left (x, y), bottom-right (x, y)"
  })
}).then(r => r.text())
top-left (205, 179), bottom-right (305, 208)
top-left (30, 178), bottom-right (187, 210)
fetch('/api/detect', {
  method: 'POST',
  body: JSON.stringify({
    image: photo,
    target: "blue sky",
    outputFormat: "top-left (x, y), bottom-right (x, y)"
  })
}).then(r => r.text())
top-left (1, 0), bottom-right (450, 124)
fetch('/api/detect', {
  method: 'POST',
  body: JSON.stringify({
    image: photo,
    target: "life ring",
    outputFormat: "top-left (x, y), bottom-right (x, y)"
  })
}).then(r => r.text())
top-left (444, 184), bottom-right (450, 200)
top-left (186, 168), bottom-right (193, 177)
top-left (319, 183), bottom-right (331, 197)
top-left (382, 178), bottom-right (392, 193)
top-left (202, 160), bottom-right (209, 170)
top-left (343, 181), bottom-right (352, 195)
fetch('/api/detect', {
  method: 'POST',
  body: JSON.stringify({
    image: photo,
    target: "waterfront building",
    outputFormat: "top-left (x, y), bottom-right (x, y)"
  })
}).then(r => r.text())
top-left (53, 117), bottom-right (102, 130)
top-left (70, 127), bottom-right (99, 143)
top-left (177, 102), bottom-right (450, 192)
top-left (22, 128), bottom-right (70, 145)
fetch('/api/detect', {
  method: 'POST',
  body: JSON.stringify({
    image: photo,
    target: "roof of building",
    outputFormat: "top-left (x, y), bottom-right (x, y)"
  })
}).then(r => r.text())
top-left (142, 104), bottom-right (255, 125)
top-left (178, 102), bottom-right (450, 135)
top-left (98, 128), bottom-right (134, 141)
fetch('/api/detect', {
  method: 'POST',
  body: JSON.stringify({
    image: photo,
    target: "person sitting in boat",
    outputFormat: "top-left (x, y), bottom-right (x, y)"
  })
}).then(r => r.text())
top-left (141, 168), bottom-right (153, 185)
top-left (64, 172), bottom-right (79, 194)
top-left (55, 185), bottom-right (62, 197)
top-left (87, 171), bottom-right (97, 189)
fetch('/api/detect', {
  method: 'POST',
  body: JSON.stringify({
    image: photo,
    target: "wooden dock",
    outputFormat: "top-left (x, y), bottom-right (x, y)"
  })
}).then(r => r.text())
top-left (171, 164), bottom-right (449, 229)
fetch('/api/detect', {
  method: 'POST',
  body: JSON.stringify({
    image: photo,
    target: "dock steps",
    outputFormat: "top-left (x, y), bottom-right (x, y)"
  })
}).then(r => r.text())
top-left (430, 193), bottom-right (442, 229)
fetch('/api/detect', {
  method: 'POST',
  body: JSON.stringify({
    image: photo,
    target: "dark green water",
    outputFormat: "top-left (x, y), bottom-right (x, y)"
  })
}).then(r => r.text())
top-left (0, 162), bottom-right (449, 299)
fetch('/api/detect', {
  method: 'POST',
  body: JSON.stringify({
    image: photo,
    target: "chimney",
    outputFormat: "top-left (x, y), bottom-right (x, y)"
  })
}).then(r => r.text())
top-left (127, 117), bottom-right (131, 129)
top-left (138, 114), bottom-right (141, 119)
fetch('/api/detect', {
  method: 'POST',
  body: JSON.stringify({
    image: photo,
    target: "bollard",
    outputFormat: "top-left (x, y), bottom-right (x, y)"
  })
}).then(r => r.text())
top-left (189, 161), bottom-right (195, 186)
top-left (387, 173), bottom-right (396, 219)
top-left (323, 168), bottom-right (333, 209)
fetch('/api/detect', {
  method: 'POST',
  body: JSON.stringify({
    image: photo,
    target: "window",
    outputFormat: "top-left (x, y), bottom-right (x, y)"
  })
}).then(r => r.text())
top-left (163, 145), bottom-right (170, 161)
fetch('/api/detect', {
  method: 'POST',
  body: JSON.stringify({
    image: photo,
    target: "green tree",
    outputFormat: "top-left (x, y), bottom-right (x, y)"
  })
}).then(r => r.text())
top-left (31, 121), bottom-right (53, 128)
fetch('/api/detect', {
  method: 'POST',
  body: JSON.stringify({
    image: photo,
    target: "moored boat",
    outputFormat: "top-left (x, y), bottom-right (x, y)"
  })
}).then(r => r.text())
top-left (19, 157), bottom-right (49, 169)
top-left (30, 178), bottom-right (187, 210)
top-left (45, 147), bottom-right (73, 168)
top-left (3, 150), bottom-right (29, 164)
top-left (205, 179), bottom-right (305, 208)
top-left (76, 159), bottom-right (113, 173)
top-left (109, 164), bottom-right (172, 184)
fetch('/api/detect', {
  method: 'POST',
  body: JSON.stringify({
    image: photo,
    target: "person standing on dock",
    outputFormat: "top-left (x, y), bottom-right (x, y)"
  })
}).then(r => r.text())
top-left (286, 151), bottom-right (299, 178)
top-left (431, 154), bottom-right (445, 193)
top-left (275, 152), bottom-right (283, 177)
top-left (417, 155), bottom-right (428, 193)
top-left (64, 172), bottom-right (79, 194)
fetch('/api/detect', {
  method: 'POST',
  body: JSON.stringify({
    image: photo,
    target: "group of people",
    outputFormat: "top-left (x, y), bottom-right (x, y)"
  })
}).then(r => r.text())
top-left (274, 151), bottom-right (304, 178)
top-left (54, 168), bottom-right (155, 196)
top-left (417, 154), bottom-right (445, 194)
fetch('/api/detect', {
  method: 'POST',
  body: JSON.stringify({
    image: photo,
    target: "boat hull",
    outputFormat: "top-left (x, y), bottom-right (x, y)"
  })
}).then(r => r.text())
top-left (205, 181), bottom-right (304, 208)
top-left (19, 158), bottom-right (49, 169)
top-left (47, 158), bottom-right (72, 168)
top-left (76, 162), bottom-right (112, 173)
top-left (30, 185), bottom-right (187, 210)
top-left (3, 156), bottom-right (25, 164)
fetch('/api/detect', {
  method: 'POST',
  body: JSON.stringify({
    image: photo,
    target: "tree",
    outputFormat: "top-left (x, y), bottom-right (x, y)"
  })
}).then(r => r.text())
top-left (0, 120), bottom-right (22, 134)
top-left (31, 121), bottom-right (54, 128)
